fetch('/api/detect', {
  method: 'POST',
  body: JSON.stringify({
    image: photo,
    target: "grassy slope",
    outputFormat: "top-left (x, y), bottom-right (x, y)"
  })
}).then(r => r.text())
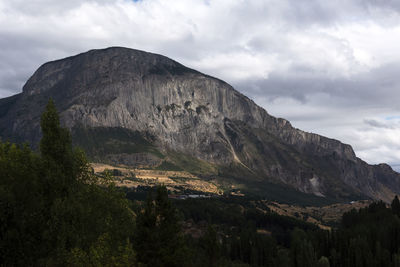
top-left (71, 125), bottom-right (356, 206)
top-left (71, 126), bottom-right (164, 161)
top-left (225, 121), bottom-right (365, 202)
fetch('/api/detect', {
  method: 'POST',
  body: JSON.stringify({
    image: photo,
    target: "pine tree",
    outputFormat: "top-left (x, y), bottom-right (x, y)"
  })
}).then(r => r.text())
top-left (290, 228), bottom-right (317, 267)
top-left (135, 186), bottom-right (189, 266)
top-left (0, 142), bottom-right (46, 264)
top-left (201, 225), bottom-right (221, 267)
top-left (40, 98), bottom-right (73, 170)
top-left (40, 98), bottom-right (77, 202)
top-left (317, 256), bottom-right (330, 267)
top-left (0, 99), bottom-right (137, 265)
top-left (392, 196), bottom-right (400, 216)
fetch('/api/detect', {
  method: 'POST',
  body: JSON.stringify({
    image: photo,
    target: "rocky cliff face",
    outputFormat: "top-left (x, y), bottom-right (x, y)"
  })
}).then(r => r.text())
top-left (1, 47), bottom-right (399, 202)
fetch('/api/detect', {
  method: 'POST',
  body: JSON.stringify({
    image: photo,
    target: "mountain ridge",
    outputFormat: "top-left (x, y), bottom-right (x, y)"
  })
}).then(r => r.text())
top-left (1, 46), bottom-right (399, 202)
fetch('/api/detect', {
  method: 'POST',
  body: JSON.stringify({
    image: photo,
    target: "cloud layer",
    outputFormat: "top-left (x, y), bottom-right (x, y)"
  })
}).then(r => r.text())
top-left (1, 0), bottom-right (400, 170)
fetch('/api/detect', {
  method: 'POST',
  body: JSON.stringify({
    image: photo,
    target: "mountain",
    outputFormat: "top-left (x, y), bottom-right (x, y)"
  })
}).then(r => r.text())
top-left (1, 47), bottom-right (399, 203)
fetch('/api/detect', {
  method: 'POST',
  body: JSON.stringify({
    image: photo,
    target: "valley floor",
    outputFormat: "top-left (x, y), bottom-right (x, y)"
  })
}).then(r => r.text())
top-left (92, 162), bottom-right (371, 230)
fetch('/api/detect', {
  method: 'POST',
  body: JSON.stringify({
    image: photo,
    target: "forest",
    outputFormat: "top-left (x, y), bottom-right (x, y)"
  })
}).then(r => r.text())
top-left (2, 99), bottom-right (400, 266)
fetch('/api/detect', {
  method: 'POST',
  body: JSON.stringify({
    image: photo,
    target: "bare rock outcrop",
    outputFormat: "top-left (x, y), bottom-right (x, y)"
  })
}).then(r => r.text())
top-left (1, 47), bottom-right (399, 202)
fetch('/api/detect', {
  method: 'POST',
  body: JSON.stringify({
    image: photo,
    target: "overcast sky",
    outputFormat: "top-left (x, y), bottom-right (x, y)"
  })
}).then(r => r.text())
top-left (1, 0), bottom-right (400, 170)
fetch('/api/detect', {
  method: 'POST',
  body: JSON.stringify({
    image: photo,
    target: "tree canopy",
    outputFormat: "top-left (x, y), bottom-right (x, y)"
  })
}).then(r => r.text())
top-left (3, 99), bottom-right (400, 266)
top-left (0, 99), bottom-right (136, 266)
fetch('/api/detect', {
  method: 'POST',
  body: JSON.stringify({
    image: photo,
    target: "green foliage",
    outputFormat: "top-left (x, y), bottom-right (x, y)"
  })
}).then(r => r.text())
top-left (311, 199), bottom-right (400, 267)
top-left (217, 166), bottom-right (335, 206)
top-left (171, 194), bottom-right (400, 266)
top-left (392, 195), bottom-right (400, 216)
top-left (200, 225), bottom-right (221, 267)
top-left (290, 228), bottom-right (317, 267)
top-left (166, 150), bottom-right (218, 176)
top-left (4, 98), bottom-right (400, 266)
top-left (72, 126), bottom-right (164, 161)
top-left (0, 99), bottom-right (136, 266)
top-left (134, 186), bottom-right (189, 266)
top-left (40, 99), bottom-right (73, 167)
top-left (317, 256), bottom-right (330, 267)
top-left (0, 142), bottom-right (46, 264)
top-left (172, 197), bottom-right (319, 266)
top-left (154, 160), bottom-right (183, 171)
top-left (66, 234), bottom-right (136, 267)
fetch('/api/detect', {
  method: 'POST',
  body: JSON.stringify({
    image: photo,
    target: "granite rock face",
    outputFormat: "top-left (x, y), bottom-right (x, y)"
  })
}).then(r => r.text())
top-left (1, 47), bottom-right (399, 202)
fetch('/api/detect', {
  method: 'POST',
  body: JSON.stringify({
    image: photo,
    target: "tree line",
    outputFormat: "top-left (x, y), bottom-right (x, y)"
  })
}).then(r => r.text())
top-left (3, 99), bottom-right (400, 266)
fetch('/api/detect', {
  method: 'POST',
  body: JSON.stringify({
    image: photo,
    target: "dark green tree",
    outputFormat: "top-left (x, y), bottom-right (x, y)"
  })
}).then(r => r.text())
top-left (39, 100), bottom-right (136, 264)
top-left (347, 236), bottom-right (373, 267)
top-left (40, 98), bottom-right (74, 171)
top-left (0, 99), bottom-right (137, 266)
top-left (317, 256), bottom-right (330, 267)
top-left (392, 196), bottom-right (400, 216)
top-left (290, 228), bottom-right (317, 267)
top-left (201, 225), bottom-right (221, 267)
top-left (0, 143), bottom-right (46, 264)
top-left (135, 186), bottom-right (189, 266)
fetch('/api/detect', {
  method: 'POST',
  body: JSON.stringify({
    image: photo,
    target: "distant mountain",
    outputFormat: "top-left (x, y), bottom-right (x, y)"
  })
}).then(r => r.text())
top-left (1, 47), bottom-right (399, 202)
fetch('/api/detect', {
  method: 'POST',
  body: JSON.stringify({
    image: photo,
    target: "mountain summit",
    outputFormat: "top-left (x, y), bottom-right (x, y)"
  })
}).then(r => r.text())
top-left (1, 47), bottom-right (399, 202)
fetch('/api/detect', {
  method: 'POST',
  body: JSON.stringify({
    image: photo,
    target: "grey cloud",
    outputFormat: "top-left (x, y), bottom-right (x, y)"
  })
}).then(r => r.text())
top-left (393, 164), bottom-right (400, 172)
top-left (235, 62), bottom-right (400, 110)
top-left (3, 0), bottom-right (115, 15)
top-left (363, 0), bottom-right (400, 12)
top-left (0, 33), bottom-right (68, 94)
top-left (1, 0), bottom-right (399, 96)
top-left (364, 119), bottom-right (395, 129)
top-left (228, 0), bottom-right (400, 29)
top-left (1, 0), bottom-right (400, 170)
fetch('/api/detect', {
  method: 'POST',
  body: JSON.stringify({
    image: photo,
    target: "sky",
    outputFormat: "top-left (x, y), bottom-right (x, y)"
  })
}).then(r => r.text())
top-left (1, 0), bottom-right (400, 171)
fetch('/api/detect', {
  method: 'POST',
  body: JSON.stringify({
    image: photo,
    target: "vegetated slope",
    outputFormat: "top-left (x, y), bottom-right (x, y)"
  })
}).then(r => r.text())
top-left (0, 47), bottom-right (399, 202)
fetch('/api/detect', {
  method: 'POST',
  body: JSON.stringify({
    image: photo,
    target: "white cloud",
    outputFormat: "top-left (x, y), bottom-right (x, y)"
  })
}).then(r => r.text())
top-left (0, 0), bottom-right (400, 169)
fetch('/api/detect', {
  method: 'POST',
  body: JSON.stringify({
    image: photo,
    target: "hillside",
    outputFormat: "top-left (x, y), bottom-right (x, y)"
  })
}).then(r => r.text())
top-left (1, 47), bottom-right (399, 202)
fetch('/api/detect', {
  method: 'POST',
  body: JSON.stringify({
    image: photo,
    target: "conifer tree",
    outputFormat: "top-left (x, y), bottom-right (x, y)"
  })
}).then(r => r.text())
top-left (392, 196), bottom-right (400, 216)
top-left (39, 98), bottom-right (77, 202)
top-left (317, 256), bottom-right (330, 267)
top-left (201, 225), bottom-right (221, 267)
top-left (290, 228), bottom-right (317, 267)
top-left (40, 98), bottom-right (73, 171)
top-left (135, 186), bottom-right (189, 266)
top-left (1, 99), bottom-right (136, 265)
